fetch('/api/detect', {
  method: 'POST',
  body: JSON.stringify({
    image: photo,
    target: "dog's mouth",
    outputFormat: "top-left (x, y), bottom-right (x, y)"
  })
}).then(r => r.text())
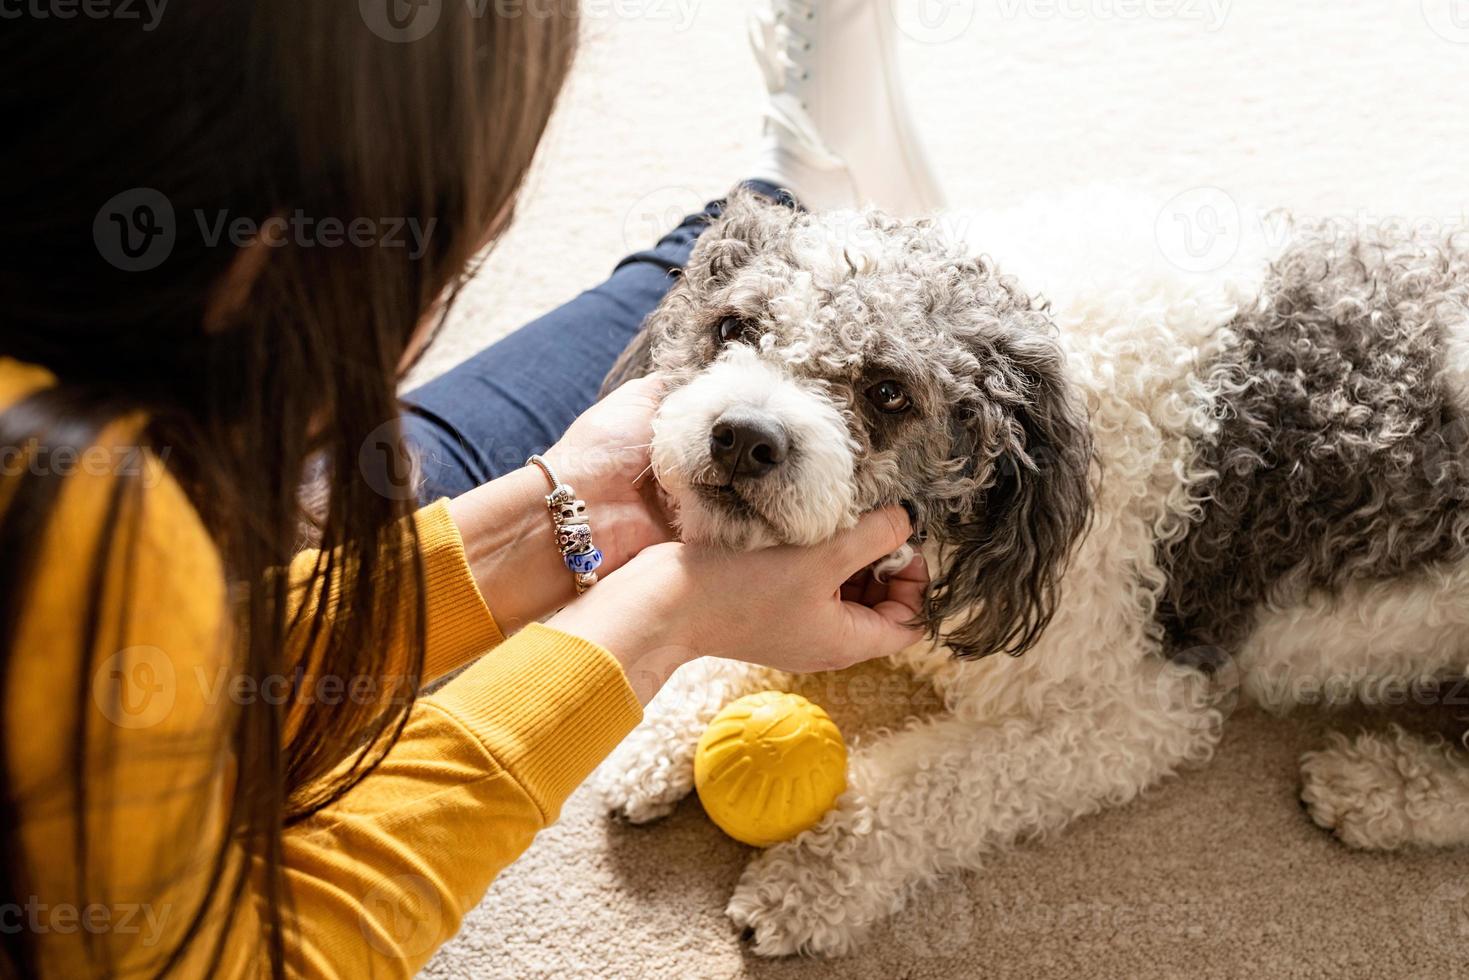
top-left (691, 481), bottom-right (764, 520)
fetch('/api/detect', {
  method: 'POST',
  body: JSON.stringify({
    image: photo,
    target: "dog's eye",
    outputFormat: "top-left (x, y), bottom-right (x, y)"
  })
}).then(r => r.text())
top-left (716, 316), bottom-right (753, 346)
top-left (867, 380), bottom-right (911, 414)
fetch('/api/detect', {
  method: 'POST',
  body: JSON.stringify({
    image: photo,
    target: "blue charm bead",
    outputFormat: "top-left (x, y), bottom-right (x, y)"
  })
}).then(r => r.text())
top-left (564, 548), bottom-right (603, 575)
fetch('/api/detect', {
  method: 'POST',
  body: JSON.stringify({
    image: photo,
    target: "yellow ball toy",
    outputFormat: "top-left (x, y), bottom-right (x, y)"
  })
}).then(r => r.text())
top-left (694, 691), bottom-right (847, 848)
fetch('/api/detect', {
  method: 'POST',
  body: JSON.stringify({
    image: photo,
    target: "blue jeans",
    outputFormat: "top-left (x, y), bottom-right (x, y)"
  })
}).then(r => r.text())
top-left (402, 181), bottom-right (793, 501)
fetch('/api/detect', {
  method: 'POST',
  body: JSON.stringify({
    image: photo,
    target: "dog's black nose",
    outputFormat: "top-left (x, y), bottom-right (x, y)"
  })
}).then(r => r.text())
top-left (709, 408), bottom-right (788, 479)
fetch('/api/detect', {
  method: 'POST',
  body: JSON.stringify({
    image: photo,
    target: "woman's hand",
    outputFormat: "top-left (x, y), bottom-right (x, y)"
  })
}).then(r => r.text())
top-left (446, 375), bottom-right (670, 632)
top-left (540, 374), bottom-right (671, 572)
top-left (545, 507), bottom-right (930, 703)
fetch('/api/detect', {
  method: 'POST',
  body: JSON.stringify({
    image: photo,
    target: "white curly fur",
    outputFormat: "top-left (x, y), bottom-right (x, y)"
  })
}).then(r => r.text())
top-left (651, 343), bottom-right (858, 548)
top-left (1301, 726), bottom-right (1469, 850)
top-left (596, 190), bottom-right (1469, 956)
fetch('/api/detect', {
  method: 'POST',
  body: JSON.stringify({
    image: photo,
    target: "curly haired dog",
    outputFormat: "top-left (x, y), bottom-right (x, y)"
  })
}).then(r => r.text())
top-left (595, 187), bottom-right (1469, 956)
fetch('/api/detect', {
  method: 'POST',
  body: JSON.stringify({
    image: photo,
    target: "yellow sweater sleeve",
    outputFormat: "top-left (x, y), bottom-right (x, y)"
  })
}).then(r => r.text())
top-left (285, 500), bottom-right (507, 690)
top-left (279, 626), bottom-right (641, 978)
top-left (3, 360), bottom-right (643, 977)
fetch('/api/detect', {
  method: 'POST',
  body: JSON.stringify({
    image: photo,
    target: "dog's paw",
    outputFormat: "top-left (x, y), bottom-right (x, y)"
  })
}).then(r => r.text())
top-left (596, 732), bottom-right (697, 825)
top-left (724, 810), bottom-right (889, 958)
top-left (727, 850), bottom-right (858, 958)
top-left (604, 789), bottom-right (680, 825)
top-left (1300, 726), bottom-right (1469, 851)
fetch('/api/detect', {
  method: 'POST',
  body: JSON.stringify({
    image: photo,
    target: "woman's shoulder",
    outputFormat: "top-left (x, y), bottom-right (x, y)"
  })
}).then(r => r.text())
top-left (2, 357), bottom-right (231, 791)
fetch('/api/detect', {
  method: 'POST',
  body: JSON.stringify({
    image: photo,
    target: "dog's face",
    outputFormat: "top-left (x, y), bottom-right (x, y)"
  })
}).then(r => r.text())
top-left (627, 190), bottom-right (1093, 657)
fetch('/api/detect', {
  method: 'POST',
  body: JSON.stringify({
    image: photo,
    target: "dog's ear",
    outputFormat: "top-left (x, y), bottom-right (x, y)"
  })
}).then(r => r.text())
top-left (600, 187), bottom-right (794, 396)
top-left (925, 323), bottom-right (1094, 659)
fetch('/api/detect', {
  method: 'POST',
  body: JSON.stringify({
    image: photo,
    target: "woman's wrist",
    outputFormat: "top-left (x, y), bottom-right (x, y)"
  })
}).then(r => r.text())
top-left (444, 459), bottom-right (660, 633)
top-left (543, 566), bottom-right (693, 705)
top-left (444, 465), bottom-right (579, 633)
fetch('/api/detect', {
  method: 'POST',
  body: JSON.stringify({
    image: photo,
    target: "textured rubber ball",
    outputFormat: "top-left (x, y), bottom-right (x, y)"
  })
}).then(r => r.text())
top-left (693, 691), bottom-right (847, 847)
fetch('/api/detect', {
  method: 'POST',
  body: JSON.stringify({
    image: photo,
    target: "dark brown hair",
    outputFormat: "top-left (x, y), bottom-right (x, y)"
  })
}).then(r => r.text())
top-left (0, 3), bottom-right (576, 975)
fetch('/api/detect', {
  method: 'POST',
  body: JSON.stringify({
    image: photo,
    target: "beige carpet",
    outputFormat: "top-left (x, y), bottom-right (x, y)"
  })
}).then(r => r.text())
top-left (417, 2), bottom-right (1469, 976)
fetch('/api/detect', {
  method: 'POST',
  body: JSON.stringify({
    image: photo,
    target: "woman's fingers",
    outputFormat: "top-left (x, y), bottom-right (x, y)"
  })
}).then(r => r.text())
top-left (823, 506), bottom-right (913, 584)
top-left (837, 597), bottom-right (927, 663)
top-left (831, 553), bottom-right (930, 665)
top-left (607, 371), bottom-right (666, 406)
top-left (868, 553), bottom-right (929, 623)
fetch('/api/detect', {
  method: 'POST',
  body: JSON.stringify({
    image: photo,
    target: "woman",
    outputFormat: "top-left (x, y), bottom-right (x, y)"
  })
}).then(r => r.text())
top-left (0, 1), bottom-right (941, 976)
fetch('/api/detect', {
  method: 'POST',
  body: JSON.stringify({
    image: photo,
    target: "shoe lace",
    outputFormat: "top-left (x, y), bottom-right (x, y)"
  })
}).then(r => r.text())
top-left (749, 0), bottom-right (845, 171)
top-left (751, 0), bottom-right (817, 94)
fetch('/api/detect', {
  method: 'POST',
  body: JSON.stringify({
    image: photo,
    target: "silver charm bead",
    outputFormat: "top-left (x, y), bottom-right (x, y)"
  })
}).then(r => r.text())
top-left (556, 522), bottom-right (594, 555)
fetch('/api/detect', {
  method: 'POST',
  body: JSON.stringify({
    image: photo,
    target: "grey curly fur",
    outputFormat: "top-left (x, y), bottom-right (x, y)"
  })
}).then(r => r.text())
top-left (1161, 228), bottom-right (1469, 651)
top-left (607, 189), bottom-right (1094, 659)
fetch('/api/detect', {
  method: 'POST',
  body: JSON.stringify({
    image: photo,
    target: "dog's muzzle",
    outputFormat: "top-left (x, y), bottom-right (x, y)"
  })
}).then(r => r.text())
top-left (708, 407), bottom-right (789, 482)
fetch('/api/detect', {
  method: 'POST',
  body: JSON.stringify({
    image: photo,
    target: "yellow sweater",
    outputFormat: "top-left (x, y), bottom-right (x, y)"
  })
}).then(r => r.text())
top-left (0, 358), bottom-right (643, 977)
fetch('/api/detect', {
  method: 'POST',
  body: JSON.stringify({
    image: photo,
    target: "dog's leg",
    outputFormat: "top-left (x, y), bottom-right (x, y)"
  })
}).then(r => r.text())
top-left (1301, 724), bottom-right (1469, 850)
top-left (598, 657), bottom-right (789, 823)
top-left (727, 660), bottom-right (1223, 956)
top-left (1236, 570), bottom-right (1469, 848)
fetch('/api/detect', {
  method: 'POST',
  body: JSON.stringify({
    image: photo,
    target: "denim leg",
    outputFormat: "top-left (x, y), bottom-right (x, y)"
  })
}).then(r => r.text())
top-left (401, 181), bottom-right (796, 503)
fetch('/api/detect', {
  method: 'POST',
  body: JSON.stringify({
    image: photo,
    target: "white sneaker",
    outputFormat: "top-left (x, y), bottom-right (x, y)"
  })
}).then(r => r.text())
top-left (748, 0), bottom-right (946, 216)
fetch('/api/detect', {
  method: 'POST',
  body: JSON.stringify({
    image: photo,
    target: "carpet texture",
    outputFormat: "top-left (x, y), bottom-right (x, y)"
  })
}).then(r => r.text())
top-left (416, 2), bottom-right (1469, 976)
